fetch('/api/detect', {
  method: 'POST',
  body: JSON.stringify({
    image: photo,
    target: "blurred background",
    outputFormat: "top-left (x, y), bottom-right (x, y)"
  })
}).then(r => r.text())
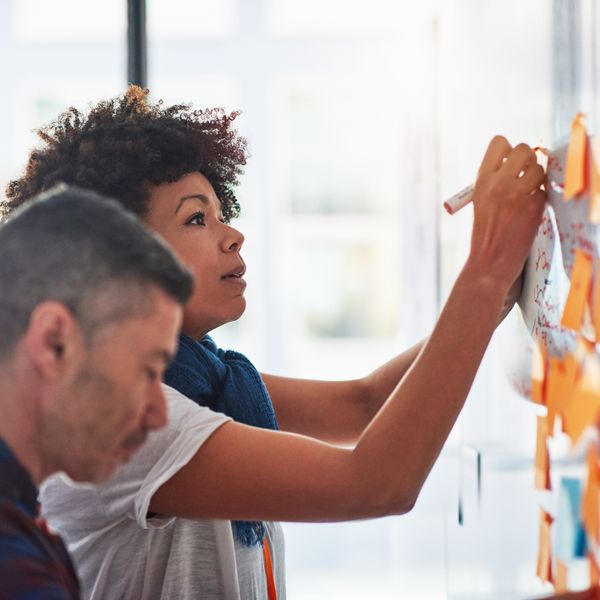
top-left (0, 0), bottom-right (598, 597)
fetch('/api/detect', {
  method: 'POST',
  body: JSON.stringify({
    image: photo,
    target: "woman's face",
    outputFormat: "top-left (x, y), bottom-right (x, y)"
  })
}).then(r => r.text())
top-left (144, 172), bottom-right (246, 339)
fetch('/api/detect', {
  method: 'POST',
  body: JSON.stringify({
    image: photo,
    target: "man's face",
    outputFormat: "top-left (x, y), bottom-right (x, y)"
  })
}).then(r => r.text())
top-left (44, 287), bottom-right (182, 483)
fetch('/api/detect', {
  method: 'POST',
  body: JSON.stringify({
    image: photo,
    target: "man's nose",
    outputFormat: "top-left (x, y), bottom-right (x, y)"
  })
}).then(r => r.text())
top-left (145, 380), bottom-right (168, 431)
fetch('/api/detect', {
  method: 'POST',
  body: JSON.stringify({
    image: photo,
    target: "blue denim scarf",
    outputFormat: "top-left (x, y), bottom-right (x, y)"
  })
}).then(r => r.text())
top-left (163, 333), bottom-right (278, 547)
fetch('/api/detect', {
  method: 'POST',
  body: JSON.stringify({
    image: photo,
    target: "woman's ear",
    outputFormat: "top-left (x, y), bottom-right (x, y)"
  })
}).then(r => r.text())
top-left (23, 301), bottom-right (83, 378)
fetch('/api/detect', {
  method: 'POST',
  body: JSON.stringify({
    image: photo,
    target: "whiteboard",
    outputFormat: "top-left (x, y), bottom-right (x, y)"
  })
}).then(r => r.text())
top-left (511, 139), bottom-right (598, 398)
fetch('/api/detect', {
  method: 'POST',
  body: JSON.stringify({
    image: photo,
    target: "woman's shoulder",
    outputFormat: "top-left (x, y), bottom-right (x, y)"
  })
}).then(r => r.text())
top-left (161, 384), bottom-right (232, 426)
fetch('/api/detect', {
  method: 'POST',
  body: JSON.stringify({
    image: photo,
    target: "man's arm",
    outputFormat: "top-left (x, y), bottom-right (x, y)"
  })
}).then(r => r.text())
top-left (150, 137), bottom-right (546, 523)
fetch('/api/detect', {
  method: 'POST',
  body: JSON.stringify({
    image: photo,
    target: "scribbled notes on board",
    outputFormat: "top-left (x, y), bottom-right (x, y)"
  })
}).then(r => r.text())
top-left (518, 204), bottom-right (574, 359)
top-left (517, 113), bottom-right (600, 396)
top-left (518, 115), bottom-right (598, 366)
top-left (510, 114), bottom-right (600, 592)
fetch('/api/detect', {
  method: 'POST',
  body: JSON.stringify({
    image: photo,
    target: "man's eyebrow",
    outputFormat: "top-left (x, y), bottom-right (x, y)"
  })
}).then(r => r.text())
top-left (148, 349), bottom-right (176, 366)
top-left (175, 194), bottom-right (210, 214)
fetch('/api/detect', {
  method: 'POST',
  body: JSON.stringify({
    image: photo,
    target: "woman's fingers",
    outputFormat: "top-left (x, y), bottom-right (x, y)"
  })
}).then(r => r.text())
top-left (478, 135), bottom-right (512, 174)
top-left (503, 142), bottom-right (536, 178)
top-left (518, 162), bottom-right (546, 193)
top-left (480, 138), bottom-right (543, 194)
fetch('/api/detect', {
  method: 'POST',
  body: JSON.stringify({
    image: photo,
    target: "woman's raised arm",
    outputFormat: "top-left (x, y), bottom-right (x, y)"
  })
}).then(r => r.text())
top-left (150, 136), bottom-right (546, 523)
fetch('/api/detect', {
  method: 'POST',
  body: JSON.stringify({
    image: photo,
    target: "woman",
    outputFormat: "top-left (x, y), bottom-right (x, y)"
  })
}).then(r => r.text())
top-left (5, 86), bottom-right (546, 599)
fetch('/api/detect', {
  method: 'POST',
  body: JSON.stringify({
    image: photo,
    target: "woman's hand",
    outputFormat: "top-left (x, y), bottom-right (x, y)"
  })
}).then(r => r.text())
top-left (467, 136), bottom-right (546, 293)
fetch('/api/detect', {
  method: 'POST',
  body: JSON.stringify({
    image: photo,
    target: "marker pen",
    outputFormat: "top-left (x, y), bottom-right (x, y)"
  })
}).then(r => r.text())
top-left (443, 184), bottom-right (474, 215)
top-left (444, 147), bottom-right (545, 215)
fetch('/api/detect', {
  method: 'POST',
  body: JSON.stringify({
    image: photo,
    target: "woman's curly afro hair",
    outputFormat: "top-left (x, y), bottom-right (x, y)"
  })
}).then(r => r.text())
top-left (4, 86), bottom-right (248, 222)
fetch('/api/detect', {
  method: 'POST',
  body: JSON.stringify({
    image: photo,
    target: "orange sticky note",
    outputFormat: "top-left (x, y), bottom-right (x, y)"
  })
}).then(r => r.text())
top-left (593, 259), bottom-right (600, 342)
top-left (583, 446), bottom-right (600, 545)
top-left (537, 508), bottom-right (554, 584)
top-left (590, 552), bottom-right (600, 587)
top-left (546, 354), bottom-right (579, 435)
top-left (564, 112), bottom-right (588, 200)
top-left (562, 250), bottom-right (594, 331)
top-left (590, 138), bottom-right (600, 223)
top-left (562, 380), bottom-right (600, 446)
top-left (535, 416), bottom-right (551, 490)
top-left (578, 335), bottom-right (598, 358)
top-left (532, 342), bottom-right (548, 405)
top-left (555, 558), bottom-right (568, 593)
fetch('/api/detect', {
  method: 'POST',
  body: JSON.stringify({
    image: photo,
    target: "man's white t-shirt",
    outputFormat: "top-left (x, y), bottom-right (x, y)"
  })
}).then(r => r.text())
top-left (39, 385), bottom-right (286, 600)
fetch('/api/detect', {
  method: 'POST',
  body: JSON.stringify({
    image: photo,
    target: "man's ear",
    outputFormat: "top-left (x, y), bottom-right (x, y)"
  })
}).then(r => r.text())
top-left (23, 302), bottom-right (83, 378)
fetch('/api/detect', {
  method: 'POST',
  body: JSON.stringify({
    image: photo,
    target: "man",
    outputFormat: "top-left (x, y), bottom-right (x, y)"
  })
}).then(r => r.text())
top-left (0, 185), bottom-right (193, 598)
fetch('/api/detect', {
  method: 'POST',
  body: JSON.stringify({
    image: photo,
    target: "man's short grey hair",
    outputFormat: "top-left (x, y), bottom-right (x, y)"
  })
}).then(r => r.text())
top-left (0, 184), bottom-right (193, 357)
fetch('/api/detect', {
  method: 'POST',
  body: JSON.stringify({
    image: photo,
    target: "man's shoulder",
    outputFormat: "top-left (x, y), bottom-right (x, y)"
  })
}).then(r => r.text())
top-left (0, 497), bottom-right (37, 540)
top-left (0, 500), bottom-right (79, 599)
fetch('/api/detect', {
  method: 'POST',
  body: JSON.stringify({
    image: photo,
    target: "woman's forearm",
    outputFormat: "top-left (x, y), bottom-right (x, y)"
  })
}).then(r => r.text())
top-left (347, 264), bottom-right (506, 515)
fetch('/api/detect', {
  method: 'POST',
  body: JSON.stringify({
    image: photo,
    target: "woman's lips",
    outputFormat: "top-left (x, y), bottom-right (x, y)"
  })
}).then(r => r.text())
top-left (221, 263), bottom-right (246, 287)
top-left (222, 275), bottom-right (246, 288)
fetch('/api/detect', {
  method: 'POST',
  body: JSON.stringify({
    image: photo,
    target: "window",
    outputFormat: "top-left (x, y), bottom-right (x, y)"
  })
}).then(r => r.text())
top-left (148, 3), bottom-right (438, 597)
top-left (0, 0), bottom-right (125, 185)
top-left (1, 1), bottom-right (579, 597)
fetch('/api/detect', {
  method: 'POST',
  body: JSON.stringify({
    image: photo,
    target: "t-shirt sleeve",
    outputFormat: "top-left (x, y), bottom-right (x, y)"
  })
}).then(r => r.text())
top-left (107, 385), bottom-right (231, 529)
top-left (41, 384), bottom-right (231, 532)
top-left (135, 385), bottom-right (232, 528)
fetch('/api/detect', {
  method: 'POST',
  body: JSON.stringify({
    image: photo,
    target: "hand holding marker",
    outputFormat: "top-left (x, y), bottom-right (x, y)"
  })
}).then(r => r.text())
top-left (444, 147), bottom-right (546, 215)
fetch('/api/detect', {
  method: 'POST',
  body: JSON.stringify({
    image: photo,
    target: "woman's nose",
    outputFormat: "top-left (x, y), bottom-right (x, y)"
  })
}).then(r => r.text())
top-left (224, 225), bottom-right (244, 252)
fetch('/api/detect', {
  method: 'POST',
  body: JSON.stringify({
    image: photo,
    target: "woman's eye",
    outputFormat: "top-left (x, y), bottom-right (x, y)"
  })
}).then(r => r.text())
top-left (187, 212), bottom-right (205, 226)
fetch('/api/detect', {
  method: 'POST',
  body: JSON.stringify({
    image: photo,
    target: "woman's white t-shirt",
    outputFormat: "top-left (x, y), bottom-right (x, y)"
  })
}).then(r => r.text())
top-left (39, 384), bottom-right (286, 600)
